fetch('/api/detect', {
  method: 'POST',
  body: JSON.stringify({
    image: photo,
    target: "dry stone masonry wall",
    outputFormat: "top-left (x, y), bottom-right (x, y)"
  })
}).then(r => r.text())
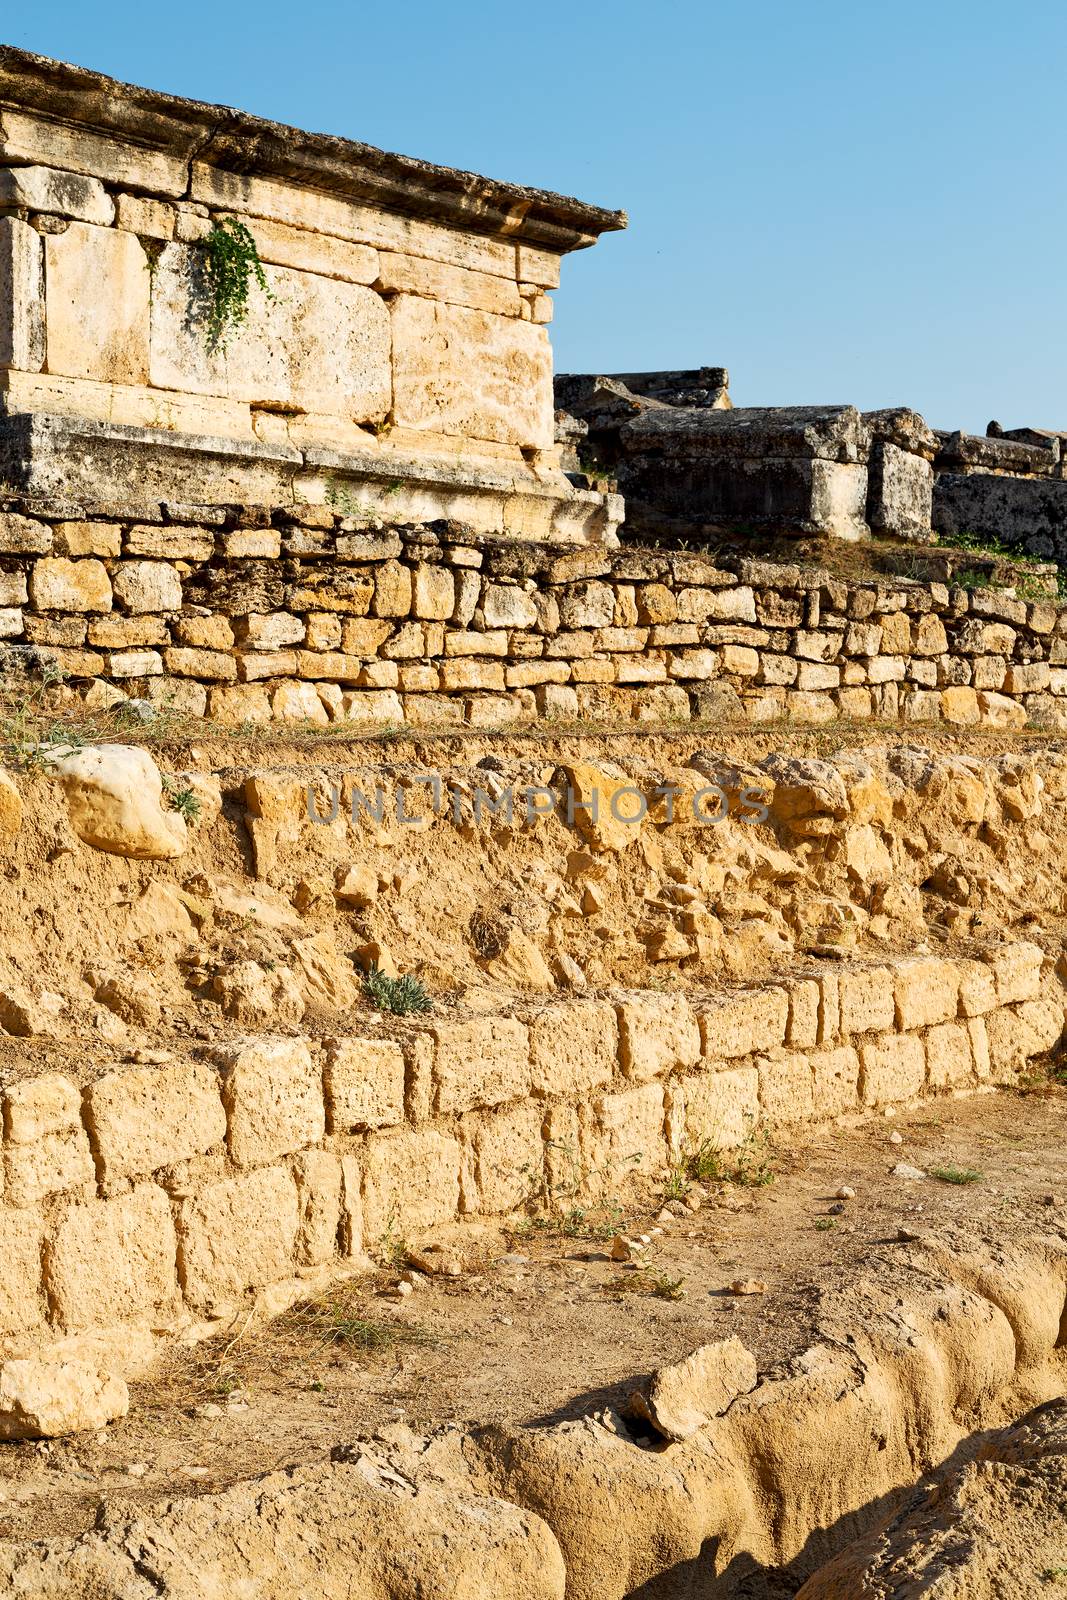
top-left (1, 939), bottom-right (1060, 1359)
top-left (2, 502), bottom-right (1067, 730)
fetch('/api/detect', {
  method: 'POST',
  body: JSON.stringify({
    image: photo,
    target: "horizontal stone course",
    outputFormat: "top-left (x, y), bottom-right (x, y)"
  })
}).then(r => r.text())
top-left (0, 506), bottom-right (1062, 730)
top-left (0, 942), bottom-right (1060, 1350)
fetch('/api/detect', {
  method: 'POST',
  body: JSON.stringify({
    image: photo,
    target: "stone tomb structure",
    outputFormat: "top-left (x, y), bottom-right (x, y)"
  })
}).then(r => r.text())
top-left (0, 47), bottom-right (624, 542)
top-left (556, 374), bottom-right (939, 545)
top-left (932, 425), bottom-right (1067, 563)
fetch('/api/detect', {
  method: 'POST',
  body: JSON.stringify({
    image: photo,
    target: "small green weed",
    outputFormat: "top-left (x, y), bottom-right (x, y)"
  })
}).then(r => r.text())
top-left (200, 217), bottom-right (274, 350)
top-left (930, 1165), bottom-right (982, 1185)
top-left (362, 967), bottom-right (432, 1015)
top-left (162, 776), bottom-right (202, 823)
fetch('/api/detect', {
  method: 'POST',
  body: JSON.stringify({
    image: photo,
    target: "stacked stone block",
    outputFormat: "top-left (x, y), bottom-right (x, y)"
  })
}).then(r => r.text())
top-left (0, 941), bottom-right (1059, 1349)
top-left (1, 501), bottom-right (1066, 731)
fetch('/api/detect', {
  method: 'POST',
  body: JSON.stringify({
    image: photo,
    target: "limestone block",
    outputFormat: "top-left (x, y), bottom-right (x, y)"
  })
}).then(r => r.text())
top-left (29, 557), bottom-right (111, 613)
top-left (0, 165), bottom-right (114, 224)
top-left (986, 941), bottom-right (1043, 1005)
top-left (125, 524), bottom-right (214, 560)
top-left (616, 993), bottom-right (701, 1083)
top-left (0, 1358), bottom-right (128, 1440)
top-left (560, 582), bottom-right (615, 630)
top-left (217, 1037), bottom-right (324, 1168)
top-left (110, 649), bottom-right (162, 677)
top-left (528, 1000), bottom-right (618, 1096)
top-left (4, 1120), bottom-right (94, 1208)
top-left (860, 1034), bottom-right (926, 1105)
top-left (925, 1022), bottom-right (974, 1088)
top-left (1003, 662), bottom-right (1050, 694)
top-left (838, 966), bottom-right (896, 1034)
top-left (53, 522), bottom-right (121, 558)
top-left (483, 584), bottom-right (539, 629)
top-left (720, 645), bottom-right (760, 676)
top-left (371, 560), bottom-right (412, 619)
top-left (0, 217), bottom-right (44, 371)
top-left (676, 1066), bottom-right (760, 1151)
top-left (165, 647), bottom-right (237, 680)
top-left (44, 223), bottom-right (150, 384)
top-left (784, 979), bottom-right (821, 1049)
top-left (4, 1074), bottom-right (80, 1143)
top-left (273, 682), bottom-right (330, 724)
top-left (412, 564), bottom-right (455, 621)
top-left (632, 1336), bottom-right (757, 1442)
top-left (811, 1044), bottom-right (861, 1116)
top-left (758, 1051), bottom-right (814, 1124)
top-left (517, 243), bottom-right (562, 287)
top-left (983, 1005), bottom-right (1049, 1082)
top-left (376, 251), bottom-right (521, 315)
top-left (115, 193), bottom-right (176, 239)
top-left (594, 1083), bottom-right (667, 1179)
top-left (794, 629), bottom-right (844, 662)
top-left (178, 1167), bottom-right (299, 1312)
top-left (1, 109), bottom-right (189, 193)
top-left (292, 1150), bottom-right (344, 1267)
top-left (391, 295), bottom-right (553, 449)
top-left (0, 1209), bottom-right (45, 1334)
top-left (940, 686), bottom-right (980, 724)
top-left (474, 1102), bottom-right (545, 1212)
top-left (192, 163), bottom-right (516, 277)
top-left (957, 959), bottom-right (999, 1016)
top-left (86, 1061), bottom-right (227, 1182)
top-left (150, 246), bottom-right (391, 420)
top-left (699, 987), bottom-right (789, 1062)
top-left (894, 958), bottom-right (960, 1030)
top-left (232, 215), bottom-right (377, 283)
top-left (978, 692), bottom-right (1028, 729)
top-left (112, 561), bottom-right (182, 614)
top-left (430, 1016), bottom-right (530, 1115)
top-left (46, 1185), bottom-right (178, 1330)
top-left (361, 1127), bottom-right (461, 1239)
top-left (210, 684), bottom-right (273, 723)
top-left (955, 619), bottom-right (1016, 654)
top-left (174, 616), bottom-right (235, 650)
top-left (324, 1037), bottom-right (406, 1130)
top-left (440, 659), bottom-right (506, 692)
top-left (0, 514), bottom-right (50, 555)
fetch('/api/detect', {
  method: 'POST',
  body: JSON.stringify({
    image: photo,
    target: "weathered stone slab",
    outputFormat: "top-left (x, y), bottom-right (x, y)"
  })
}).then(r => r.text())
top-left (149, 246), bottom-right (391, 421)
top-left (44, 223), bottom-right (150, 385)
top-left (0, 217), bottom-right (43, 372)
top-left (178, 1167), bottom-right (299, 1312)
top-left (0, 165), bottom-right (114, 224)
top-left (391, 296), bottom-right (553, 449)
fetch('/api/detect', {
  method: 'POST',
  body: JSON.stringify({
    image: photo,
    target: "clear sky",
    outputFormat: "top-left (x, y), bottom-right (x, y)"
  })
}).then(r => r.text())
top-left (7, 1), bottom-right (1066, 433)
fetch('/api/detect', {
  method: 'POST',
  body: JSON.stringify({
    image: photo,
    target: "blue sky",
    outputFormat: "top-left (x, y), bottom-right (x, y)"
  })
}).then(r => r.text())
top-left (7, 1), bottom-right (1066, 432)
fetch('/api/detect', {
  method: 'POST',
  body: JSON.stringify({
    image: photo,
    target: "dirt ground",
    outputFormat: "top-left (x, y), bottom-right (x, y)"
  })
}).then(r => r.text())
top-left (2, 1081), bottom-right (1063, 1546)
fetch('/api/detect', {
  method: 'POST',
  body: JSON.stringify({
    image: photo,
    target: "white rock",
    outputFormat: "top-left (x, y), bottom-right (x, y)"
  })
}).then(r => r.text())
top-left (0, 1359), bottom-right (128, 1439)
top-left (46, 744), bottom-right (187, 859)
top-left (891, 1163), bottom-right (927, 1180)
top-left (630, 1337), bottom-right (758, 1441)
top-left (837, 1185), bottom-right (856, 1200)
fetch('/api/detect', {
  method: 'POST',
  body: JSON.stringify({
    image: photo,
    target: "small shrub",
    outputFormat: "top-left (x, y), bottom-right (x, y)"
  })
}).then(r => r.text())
top-left (288, 1296), bottom-right (433, 1353)
top-left (362, 967), bottom-right (432, 1015)
top-left (162, 776), bottom-right (202, 823)
top-left (930, 1164), bottom-right (982, 1185)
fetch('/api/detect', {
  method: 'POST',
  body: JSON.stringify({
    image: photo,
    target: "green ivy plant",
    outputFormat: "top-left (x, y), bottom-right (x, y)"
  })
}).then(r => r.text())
top-left (199, 218), bottom-right (272, 351)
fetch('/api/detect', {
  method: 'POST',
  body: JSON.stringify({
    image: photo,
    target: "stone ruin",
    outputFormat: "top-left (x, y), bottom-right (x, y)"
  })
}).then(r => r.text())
top-left (556, 370), bottom-right (1067, 560)
top-left (0, 43), bottom-right (1064, 1600)
top-left (0, 45), bottom-right (624, 543)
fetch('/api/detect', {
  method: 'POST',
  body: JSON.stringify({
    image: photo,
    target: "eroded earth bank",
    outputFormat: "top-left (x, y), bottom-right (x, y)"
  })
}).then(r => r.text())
top-left (0, 721), bottom-right (1062, 1595)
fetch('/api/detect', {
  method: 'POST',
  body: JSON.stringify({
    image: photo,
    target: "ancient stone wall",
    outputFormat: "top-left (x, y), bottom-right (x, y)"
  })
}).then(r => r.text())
top-left (1, 500), bottom-right (1066, 731)
top-left (2, 939), bottom-right (1058, 1362)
